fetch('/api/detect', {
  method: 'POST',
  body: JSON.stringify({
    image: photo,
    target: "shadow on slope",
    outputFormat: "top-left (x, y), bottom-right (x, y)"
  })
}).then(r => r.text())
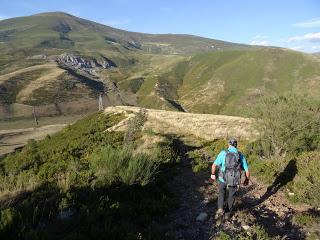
top-left (260, 159), bottom-right (298, 204)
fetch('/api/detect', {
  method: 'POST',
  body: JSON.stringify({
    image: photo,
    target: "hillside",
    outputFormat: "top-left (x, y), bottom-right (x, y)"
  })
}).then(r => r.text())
top-left (0, 12), bottom-right (256, 119)
top-left (0, 12), bottom-right (251, 57)
top-left (0, 106), bottom-right (255, 156)
top-left (1, 107), bottom-right (319, 239)
top-left (1, 12), bottom-right (320, 120)
top-left (104, 106), bottom-right (256, 140)
top-left (135, 49), bottom-right (320, 115)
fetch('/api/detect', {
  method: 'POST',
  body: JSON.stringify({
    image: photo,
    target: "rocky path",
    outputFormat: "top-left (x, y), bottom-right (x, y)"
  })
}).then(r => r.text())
top-left (164, 157), bottom-right (217, 240)
top-left (164, 148), bottom-right (318, 240)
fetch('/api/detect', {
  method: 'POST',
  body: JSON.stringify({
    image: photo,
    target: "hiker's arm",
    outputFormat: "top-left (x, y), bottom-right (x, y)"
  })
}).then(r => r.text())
top-left (211, 151), bottom-right (223, 180)
top-left (211, 163), bottom-right (217, 175)
top-left (241, 154), bottom-right (250, 184)
top-left (211, 163), bottom-right (217, 180)
top-left (245, 170), bottom-right (250, 180)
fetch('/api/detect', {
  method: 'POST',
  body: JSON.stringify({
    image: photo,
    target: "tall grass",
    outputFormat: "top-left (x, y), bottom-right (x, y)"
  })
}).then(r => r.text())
top-left (90, 146), bottom-right (160, 186)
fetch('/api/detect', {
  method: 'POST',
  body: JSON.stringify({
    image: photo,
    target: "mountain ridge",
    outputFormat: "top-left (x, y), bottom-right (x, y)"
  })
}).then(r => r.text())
top-left (0, 12), bottom-right (319, 119)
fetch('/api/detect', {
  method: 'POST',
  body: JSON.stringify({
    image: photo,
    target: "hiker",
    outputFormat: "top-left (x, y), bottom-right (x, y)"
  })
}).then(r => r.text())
top-left (210, 138), bottom-right (250, 219)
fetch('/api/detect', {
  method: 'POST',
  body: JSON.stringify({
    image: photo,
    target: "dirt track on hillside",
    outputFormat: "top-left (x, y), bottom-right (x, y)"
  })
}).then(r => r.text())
top-left (0, 124), bottom-right (67, 156)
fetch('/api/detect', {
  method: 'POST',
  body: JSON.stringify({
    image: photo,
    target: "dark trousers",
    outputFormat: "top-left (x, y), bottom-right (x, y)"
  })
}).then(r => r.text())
top-left (218, 181), bottom-right (237, 212)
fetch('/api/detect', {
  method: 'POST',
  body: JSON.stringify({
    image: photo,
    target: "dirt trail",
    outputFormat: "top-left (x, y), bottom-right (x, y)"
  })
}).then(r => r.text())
top-left (0, 124), bottom-right (67, 156)
top-left (164, 142), bottom-right (316, 240)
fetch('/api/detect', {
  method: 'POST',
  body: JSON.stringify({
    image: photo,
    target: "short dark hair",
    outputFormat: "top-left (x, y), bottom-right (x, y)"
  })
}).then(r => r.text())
top-left (228, 138), bottom-right (237, 147)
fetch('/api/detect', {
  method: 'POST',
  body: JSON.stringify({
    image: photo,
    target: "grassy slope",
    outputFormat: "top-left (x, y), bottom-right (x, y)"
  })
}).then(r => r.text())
top-left (1, 12), bottom-right (248, 109)
top-left (0, 12), bottom-right (251, 59)
top-left (1, 12), bottom-right (320, 119)
top-left (137, 48), bottom-right (320, 115)
top-left (0, 111), bottom-right (180, 239)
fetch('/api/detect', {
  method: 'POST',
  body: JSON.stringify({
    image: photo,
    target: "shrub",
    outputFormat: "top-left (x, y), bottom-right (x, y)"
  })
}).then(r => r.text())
top-left (0, 208), bottom-right (21, 234)
top-left (90, 146), bottom-right (160, 186)
top-left (0, 112), bottom-right (125, 192)
top-left (294, 212), bottom-right (320, 227)
top-left (123, 108), bottom-right (148, 146)
top-left (250, 151), bottom-right (320, 207)
top-left (251, 94), bottom-right (320, 157)
top-left (0, 112), bottom-right (178, 239)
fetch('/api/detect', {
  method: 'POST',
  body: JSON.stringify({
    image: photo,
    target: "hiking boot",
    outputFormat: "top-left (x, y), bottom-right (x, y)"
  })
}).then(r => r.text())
top-left (215, 209), bottom-right (224, 220)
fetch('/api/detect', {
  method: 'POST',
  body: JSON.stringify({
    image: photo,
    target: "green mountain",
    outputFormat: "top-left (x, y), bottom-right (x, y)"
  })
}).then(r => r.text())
top-left (0, 12), bottom-right (255, 119)
top-left (0, 11), bottom-right (250, 58)
top-left (0, 12), bottom-right (319, 119)
top-left (136, 49), bottom-right (320, 115)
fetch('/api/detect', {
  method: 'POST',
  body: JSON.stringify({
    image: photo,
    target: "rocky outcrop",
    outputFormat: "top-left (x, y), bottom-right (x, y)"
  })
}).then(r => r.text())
top-left (56, 53), bottom-right (116, 76)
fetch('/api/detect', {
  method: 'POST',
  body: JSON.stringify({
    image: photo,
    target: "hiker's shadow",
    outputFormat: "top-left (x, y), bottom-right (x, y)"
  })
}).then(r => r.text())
top-left (258, 159), bottom-right (298, 204)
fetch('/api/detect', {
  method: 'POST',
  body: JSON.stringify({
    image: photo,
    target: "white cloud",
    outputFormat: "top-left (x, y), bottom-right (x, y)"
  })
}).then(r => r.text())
top-left (287, 32), bottom-right (320, 42)
top-left (311, 45), bottom-right (320, 50)
top-left (250, 35), bottom-right (270, 46)
top-left (253, 35), bottom-right (269, 39)
top-left (290, 46), bottom-right (304, 51)
top-left (0, 15), bottom-right (9, 20)
top-left (293, 18), bottom-right (320, 28)
top-left (250, 40), bottom-right (269, 46)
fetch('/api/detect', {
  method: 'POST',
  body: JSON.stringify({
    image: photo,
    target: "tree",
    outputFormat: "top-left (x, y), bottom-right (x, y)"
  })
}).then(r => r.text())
top-left (123, 108), bottom-right (148, 146)
top-left (252, 94), bottom-right (320, 157)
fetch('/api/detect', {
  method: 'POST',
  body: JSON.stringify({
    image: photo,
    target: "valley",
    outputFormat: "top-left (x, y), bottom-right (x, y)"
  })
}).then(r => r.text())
top-left (0, 10), bottom-right (320, 240)
top-left (1, 12), bottom-right (319, 121)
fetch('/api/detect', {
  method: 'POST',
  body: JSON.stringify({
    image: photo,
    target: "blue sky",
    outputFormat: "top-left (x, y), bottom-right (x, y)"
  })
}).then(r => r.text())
top-left (1, 0), bottom-right (320, 52)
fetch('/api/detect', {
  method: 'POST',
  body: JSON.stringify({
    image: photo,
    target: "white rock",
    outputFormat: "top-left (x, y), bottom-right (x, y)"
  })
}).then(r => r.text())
top-left (242, 225), bottom-right (250, 231)
top-left (196, 212), bottom-right (208, 222)
top-left (288, 192), bottom-right (295, 196)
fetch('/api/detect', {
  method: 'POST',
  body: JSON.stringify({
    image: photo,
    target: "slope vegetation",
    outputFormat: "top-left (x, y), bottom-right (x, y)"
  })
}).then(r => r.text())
top-left (136, 48), bottom-right (320, 115)
top-left (104, 106), bottom-right (256, 140)
top-left (1, 12), bottom-right (320, 119)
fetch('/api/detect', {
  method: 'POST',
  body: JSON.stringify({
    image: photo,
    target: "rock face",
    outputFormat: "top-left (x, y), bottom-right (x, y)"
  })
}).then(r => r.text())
top-left (56, 53), bottom-right (116, 75)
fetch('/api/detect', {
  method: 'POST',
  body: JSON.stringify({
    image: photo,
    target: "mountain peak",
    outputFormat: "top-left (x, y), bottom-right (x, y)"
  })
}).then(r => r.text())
top-left (32, 12), bottom-right (75, 18)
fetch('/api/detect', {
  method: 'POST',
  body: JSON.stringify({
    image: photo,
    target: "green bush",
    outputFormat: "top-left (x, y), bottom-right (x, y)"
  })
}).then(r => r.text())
top-left (0, 112), bottom-right (125, 191)
top-left (123, 108), bottom-right (147, 146)
top-left (90, 146), bottom-right (160, 186)
top-left (294, 212), bottom-right (320, 227)
top-left (0, 112), bottom-right (180, 239)
top-left (0, 208), bottom-right (21, 233)
top-left (250, 151), bottom-right (320, 207)
top-left (251, 94), bottom-right (320, 157)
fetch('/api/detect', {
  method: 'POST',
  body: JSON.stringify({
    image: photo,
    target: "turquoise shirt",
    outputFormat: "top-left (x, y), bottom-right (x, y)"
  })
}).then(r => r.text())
top-left (213, 146), bottom-right (249, 183)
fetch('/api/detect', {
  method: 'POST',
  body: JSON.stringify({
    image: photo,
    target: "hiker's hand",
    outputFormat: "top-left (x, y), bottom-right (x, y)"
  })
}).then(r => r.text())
top-left (210, 174), bottom-right (216, 181)
top-left (243, 178), bottom-right (249, 186)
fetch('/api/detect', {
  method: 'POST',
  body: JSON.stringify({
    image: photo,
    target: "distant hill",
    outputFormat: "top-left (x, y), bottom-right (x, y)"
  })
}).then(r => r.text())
top-left (0, 12), bottom-right (319, 119)
top-left (0, 12), bottom-right (251, 58)
top-left (134, 49), bottom-right (320, 115)
top-left (0, 12), bottom-right (256, 119)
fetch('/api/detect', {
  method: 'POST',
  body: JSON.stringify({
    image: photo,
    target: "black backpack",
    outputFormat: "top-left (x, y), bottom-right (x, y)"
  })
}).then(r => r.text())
top-left (222, 150), bottom-right (241, 187)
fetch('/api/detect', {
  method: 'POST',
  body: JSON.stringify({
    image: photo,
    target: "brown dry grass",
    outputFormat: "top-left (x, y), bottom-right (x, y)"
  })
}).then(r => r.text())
top-left (104, 106), bottom-right (257, 141)
top-left (16, 64), bottom-right (65, 102)
top-left (0, 124), bottom-right (67, 156)
top-left (0, 63), bottom-right (60, 83)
